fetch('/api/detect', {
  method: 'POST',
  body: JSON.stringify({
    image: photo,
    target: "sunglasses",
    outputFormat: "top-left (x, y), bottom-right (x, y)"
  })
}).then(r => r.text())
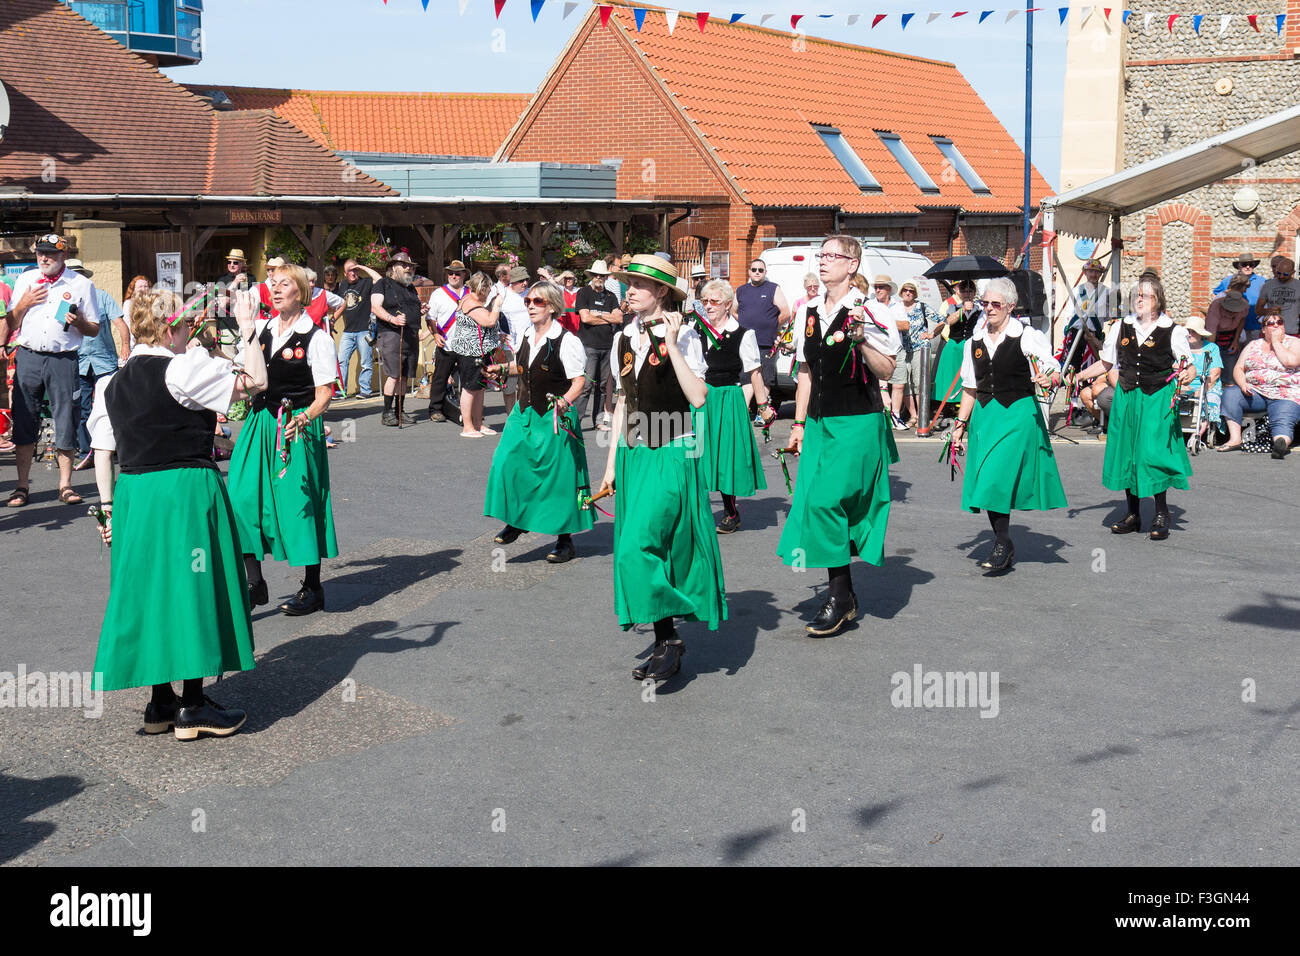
top-left (524, 297), bottom-right (550, 307)
top-left (1263, 319), bottom-right (1285, 327)
top-left (701, 298), bottom-right (727, 306)
top-left (978, 300), bottom-right (1008, 310)
top-left (750, 268), bottom-right (766, 273)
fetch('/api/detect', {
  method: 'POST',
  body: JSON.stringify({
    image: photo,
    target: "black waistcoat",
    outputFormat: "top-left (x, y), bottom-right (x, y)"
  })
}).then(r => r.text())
top-left (617, 331), bottom-right (691, 448)
top-left (518, 330), bottom-right (576, 417)
top-left (704, 326), bottom-right (746, 387)
top-left (253, 324), bottom-right (319, 413)
top-left (104, 355), bottom-right (217, 474)
top-left (972, 336), bottom-right (1034, 408)
top-left (1116, 322), bottom-right (1176, 394)
top-left (949, 307), bottom-right (981, 343)
top-left (804, 303), bottom-right (884, 419)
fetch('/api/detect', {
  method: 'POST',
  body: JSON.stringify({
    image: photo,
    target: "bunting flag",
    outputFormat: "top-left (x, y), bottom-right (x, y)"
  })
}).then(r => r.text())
top-left (872, 13), bottom-right (887, 27)
top-left (562, 1), bottom-right (577, 18)
top-left (1058, 7), bottom-right (1068, 25)
top-left (979, 10), bottom-right (993, 23)
top-left (1121, 10), bottom-right (1131, 25)
top-left (902, 12), bottom-right (914, 28)
top-left (1167, 13), bottom-right (1179, 31)
top-left (1144, 12), bottom-right (1155, 31)
top-left (1079, 5), bottom-right (1092, 24)
top-left (1278, 14), bottom-right (1287, 33)
top-left (598, 4), bottom-right (612, 26)
top-left (697, 11), bottom-right (709, 30)
top-left (926, 12), bottom-right (941, 24)
top-left (847, 14), bottom-right (859, 25)
top-left (1218, 14), bottom-right (1231, 34)
top-left (729, 14), bottom-right (744, 23)
top-left (634, 6), bottom-right (647, 29)
top-left (760, 13), bottom-right (773, 25)
top-left (666, 8), bottom-right (678, 32)
top-left (791, 14), bottom-right (803, 30)
top-left (421, 0), bottom-right (429, 10)
top-left (1005, 10), bottom-right (1020, 23)
top-left (952, 11), bottom-right (968, 18)
top-left (459, 0), bottom-right (471, 15)
top-left (494, 0), bottom-right (506, 19)
top-left (1193, 13), bottom-right (1203, 33)
top-left (1248, 13), bottom-right (1259, 31)
top-left (530, 0), bottom-right (544, 22)
top-left (1103, 7), bottom-right (1111, 20)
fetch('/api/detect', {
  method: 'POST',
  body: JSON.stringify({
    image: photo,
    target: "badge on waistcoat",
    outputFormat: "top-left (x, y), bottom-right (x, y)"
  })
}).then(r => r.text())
top-left (62, 291), bottom-right (72, 301)
top-left (293, 346), bottom-right (304, 359)
top-left (621, 352), bottom-right (634, 378)
top-left (648, 352), bottom-right (660, 366)
top-left (1120, 337), bottom-right (1130, 347)
top-left (1143, 338), bottom-right (1154, 348)
top-left (281, 348), bottom-right (294, 360)
top-left (974, 347), bottom-right (984, 359)
top-left (806, 316), bottom-right (816, 339)
top-left (657, 342), bottom-right (668, 358)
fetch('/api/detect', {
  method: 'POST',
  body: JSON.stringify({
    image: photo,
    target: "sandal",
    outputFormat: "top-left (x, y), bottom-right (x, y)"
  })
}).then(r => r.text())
top-left (58, 486), bottom-right (83, 505)
top-left (7, 486), bottom-right (29, 507)
top-left (1214, 443), bottom-right (1242, 453)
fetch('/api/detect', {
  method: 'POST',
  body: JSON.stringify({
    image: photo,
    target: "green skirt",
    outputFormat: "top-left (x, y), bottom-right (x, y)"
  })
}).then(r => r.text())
top-left (962, 396), bottom-right (1067, 513)
top-left (484, 404), bottom-right (594, 535)
top-left (228, 405), bottom-right (338, 566)
top-left (692, 385), bottom-right (767, 496)
top-left (94, 467), bottom-right (255, 691)
top-left (777, 412), bottom-right (898, 569)
top-left (613, 434), bottom-right (727, 630)
top-left (933, 339), bottom-right (966, 401)
top-left (1102, 383), bottom-right (1192, 497)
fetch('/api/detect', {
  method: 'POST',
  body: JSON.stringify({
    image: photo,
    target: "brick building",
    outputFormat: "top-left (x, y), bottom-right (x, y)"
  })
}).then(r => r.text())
top-left (496, 2), bottom-right (1049, 279)
top-left (1061, 1), bottom-right (1300, 314)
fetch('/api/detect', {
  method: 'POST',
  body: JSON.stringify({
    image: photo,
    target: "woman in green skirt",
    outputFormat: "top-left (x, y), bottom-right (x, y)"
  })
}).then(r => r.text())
top-left (484, 281), bottom-right (592, 562)
top-left (952, 277), bottom-right (1066, 573)
top-left (775, 234), bottom-right (902, 637)
top-left (932, 279), bottom-right (983, 415)
top-left (1097, 274), bottom-right (1195, 540)
top-left (228, 263), bottom-right (339, 615)
top-left (596, 255), bottom-right (725, 683)
top-left (693, 278), bottom-right (774, 534)
top-left (88, 288), bottom-right (267, 739)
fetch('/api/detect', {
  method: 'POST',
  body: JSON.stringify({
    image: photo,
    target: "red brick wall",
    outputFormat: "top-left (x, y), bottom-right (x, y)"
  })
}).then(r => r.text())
top-left (503, 23), bottom-right (731, 203)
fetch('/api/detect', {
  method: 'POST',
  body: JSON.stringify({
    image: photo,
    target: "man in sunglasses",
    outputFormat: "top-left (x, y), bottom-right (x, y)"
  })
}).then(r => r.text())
top-left (5, 234), bottom-right (101, 508)
top-left (1259, 255), bottom-right (1299, 336)
top-left (736, 258), bottom-right (791, 407)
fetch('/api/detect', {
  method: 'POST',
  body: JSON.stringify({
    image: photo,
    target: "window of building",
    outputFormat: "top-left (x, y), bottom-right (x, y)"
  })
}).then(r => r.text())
top-left (812, 125), bottom-right (882, 193)
top-left (129, 0), bottom-right (176, 35)
top-left (69, 1), bottom-right (127, 32)
top-left (876, 132), bottom-right (940, 194)
top-left (930, 137), bottom-right (991, 194)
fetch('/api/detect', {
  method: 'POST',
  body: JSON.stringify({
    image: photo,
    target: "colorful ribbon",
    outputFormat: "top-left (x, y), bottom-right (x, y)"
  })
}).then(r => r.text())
top-left (168, 287), bottom-right (212, 327)
top-left (275, 398), bottom-right (292, 479)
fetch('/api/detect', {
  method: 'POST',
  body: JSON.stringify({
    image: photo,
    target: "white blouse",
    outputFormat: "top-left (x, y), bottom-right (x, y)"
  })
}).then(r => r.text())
top-left (1100, 314), bottom-right (1193, 367)
top-left (959, 318), bottom-right (1059, 388)
top-left (715, 317), bottom-right (762, 374)
top-left (237, 315), bottom-right (337, 387)
top-left (524, 321), bottom-right (587, 379)
top-left (88, 345), bottom-right (237, 452)
top-left (793, 291), bottom-right (903, 364)
top-left (609, 319), bottom-right (708, 381)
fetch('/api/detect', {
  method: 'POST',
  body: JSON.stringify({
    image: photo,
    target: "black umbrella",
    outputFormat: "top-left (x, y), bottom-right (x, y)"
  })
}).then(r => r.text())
top-left (922, 255), bottom-right (1011, 283)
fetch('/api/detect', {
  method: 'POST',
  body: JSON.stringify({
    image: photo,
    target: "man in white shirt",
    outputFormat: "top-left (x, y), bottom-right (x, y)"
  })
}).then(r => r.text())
top-left (487, 265), bottom-right (530, 414)
top-left (422, 259), bottom-right (468, 423)
top-left (5, 234), bottom-right (101, 507)
top-left (1061, 258), bottom-right (1111, 370)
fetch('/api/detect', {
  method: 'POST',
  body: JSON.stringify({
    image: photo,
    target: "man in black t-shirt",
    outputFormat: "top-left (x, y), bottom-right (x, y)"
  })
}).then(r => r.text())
top-left (337, 259), bottom-right (381, 398)
top-left (370, 251), bottom-right (427, 427)
top-left (573, 261), bottom-right (624, 428)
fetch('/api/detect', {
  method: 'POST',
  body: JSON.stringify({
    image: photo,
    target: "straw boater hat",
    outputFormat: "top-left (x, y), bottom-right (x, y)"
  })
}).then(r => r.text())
top-left (265, 256), bottom-right (286, 269)
top-left (66, 258), bottom-right (93, 278)
top-left (613, 254), bottom-right (687, 302)
top-left (872, 274), bottom-right (897, 294)
top-left (226, 248), bottom-right (247, 263)
top-left (585, 260), bottom-right (611, 277)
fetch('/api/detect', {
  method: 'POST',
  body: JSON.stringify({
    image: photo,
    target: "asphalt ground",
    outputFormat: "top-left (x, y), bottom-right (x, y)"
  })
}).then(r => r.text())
top-left (1, 395), bottom-right (1297, 867)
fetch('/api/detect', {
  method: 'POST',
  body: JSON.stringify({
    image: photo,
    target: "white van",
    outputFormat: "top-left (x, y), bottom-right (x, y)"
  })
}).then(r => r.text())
top-left (758, 243), bottom-right (946, 314)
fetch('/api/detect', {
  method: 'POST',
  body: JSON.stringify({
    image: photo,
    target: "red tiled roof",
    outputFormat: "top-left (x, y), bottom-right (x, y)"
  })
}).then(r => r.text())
top-left (0, 0), bottom-right (390, 197)
top-left (579, 3), bottom-right (1050, 215)
top-left (187, 86), bottom-right (531, 159)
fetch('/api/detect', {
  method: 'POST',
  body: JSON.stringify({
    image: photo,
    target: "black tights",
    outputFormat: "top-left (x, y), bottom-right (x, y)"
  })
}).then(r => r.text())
top-left (1125, 491), bottom-right (1168, 518)
top-left (720, 493), bottom-right (738, 518)
top-left (827, 564), bottom-right (853, 602)
top-left (653, 618), bottom-right (675, 643)
top-left (153, 679), bottom-right (203, 707)
top-left (244, 555), bottom-right (321, 589)
top-left (987, 511), bottom-right (1011, 545)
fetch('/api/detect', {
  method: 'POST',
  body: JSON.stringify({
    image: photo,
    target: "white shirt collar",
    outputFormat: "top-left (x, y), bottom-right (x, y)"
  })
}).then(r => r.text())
top-left (1124, 313), bottom-right (1173, 329)
top-left (526, 320), bottom-right (564, 344)
top-left (973, 317), bottom-right (1024, 343)
top-left (130, 344), bottom-right (177, 359)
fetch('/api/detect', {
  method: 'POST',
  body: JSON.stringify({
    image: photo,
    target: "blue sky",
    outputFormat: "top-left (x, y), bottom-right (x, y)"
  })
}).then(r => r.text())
top-left (164, 0), bottom-right (1068, 189)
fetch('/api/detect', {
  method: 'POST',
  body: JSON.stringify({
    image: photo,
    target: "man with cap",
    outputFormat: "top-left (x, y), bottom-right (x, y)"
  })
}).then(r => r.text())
top-left (423, 259), bottom-right (469, 423)
top-left (370, 250), bottom-right (427, 426)
top-left (1212, 252), bottom-right (1266, 340)
top-left (736, 258), bottom-right (792, 408)
top-left (1063, 258), bottom-right (1111, 368)
top-left (5, 234), bottom-right (101, 507)
top-left (1258, 255), bottom-right (1300, 336)
top-left (336, 258), bottom-right (382, 399)
top-left (69, 259), bottom-right (122, 471)
top-left (573, 259), bottom-right (623, 429)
